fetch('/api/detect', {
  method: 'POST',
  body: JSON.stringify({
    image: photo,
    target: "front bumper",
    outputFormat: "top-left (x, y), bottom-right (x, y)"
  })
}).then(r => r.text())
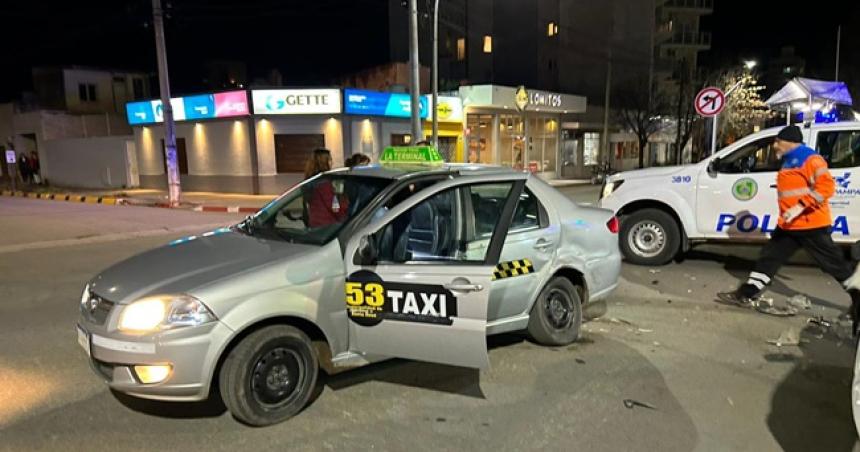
top-left (76, 318), bottom-right (234, 402)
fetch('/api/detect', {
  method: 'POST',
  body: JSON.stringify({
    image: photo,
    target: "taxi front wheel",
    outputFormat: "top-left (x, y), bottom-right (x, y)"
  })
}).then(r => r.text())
top-left (219, 325), bottom-right (319, 426)
top-left (527, 277), bottom-right (582, 346)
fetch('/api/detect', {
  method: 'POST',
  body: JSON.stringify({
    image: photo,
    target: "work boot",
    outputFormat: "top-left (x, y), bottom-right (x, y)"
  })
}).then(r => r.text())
top-left (842, 262), bottom-right (860, 291)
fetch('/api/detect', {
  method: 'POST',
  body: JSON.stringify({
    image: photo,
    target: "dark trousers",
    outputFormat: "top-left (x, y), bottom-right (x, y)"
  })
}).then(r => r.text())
top-left (740, 226), bottom-right (854, 298)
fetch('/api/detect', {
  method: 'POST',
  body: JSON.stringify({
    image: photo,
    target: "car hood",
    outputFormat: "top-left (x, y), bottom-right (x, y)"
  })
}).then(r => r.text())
top-left (609, 165), bottom-right (692, 181)
top-left (89, 228), bottom-right (319, 304)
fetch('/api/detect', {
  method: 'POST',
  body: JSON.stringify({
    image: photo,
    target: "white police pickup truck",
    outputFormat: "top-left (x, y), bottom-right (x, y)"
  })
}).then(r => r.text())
top-left (598, 122), bottom-right (860, 265)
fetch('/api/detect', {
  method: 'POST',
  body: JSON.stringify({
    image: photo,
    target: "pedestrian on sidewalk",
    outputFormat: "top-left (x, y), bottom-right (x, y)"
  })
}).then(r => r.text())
top-left (28, 151), bottom-right (40, 185)
top-left (344, 153), bottom-right (371, 168)
top-left (718, 125), bottom-right (860, 328)
top-left (303, 148), bottom-right (348, 227)
top-left (18, 152), bottom-right (31, 184)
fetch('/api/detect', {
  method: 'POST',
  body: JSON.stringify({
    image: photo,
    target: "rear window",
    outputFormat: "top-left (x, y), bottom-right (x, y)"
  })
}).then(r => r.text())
top-left (816, 130), bottom-right (860, 169)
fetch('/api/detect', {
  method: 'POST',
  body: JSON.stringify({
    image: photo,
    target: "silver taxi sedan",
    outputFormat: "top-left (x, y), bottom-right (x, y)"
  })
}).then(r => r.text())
top-left (76, 156), bottom-right (621, 426)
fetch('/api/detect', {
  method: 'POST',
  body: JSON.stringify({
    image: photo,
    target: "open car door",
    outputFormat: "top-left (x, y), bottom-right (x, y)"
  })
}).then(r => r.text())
top-left (343, 173), bottom-right (527, 369)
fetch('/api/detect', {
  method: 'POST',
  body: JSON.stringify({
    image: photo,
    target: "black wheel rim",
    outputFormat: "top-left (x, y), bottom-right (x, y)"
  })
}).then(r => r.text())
top-left (250, 346), bottom-right (305, 409)
top-left (544, 288), bottom-right (574, 330)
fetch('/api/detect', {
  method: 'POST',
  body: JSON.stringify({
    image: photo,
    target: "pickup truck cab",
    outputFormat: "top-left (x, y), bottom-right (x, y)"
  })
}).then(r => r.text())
top-left (599, 121), bottom-right (860, 265)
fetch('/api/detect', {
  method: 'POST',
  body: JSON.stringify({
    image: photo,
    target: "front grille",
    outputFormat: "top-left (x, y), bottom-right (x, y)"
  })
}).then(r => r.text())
top-left (80, 293), bottom-right (115, 326)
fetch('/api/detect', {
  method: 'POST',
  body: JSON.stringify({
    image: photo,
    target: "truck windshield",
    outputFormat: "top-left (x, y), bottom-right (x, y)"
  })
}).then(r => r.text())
top-left (243, 174), bottom-right (391, 245)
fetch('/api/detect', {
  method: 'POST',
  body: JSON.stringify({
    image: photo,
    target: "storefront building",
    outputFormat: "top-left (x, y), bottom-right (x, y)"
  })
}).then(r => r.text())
top-left (458, 85), bottom-right (586, 180)
top-left (129, 88), bottom-right (345, 194)
top-left (342, 88), bottom-right (429, 162)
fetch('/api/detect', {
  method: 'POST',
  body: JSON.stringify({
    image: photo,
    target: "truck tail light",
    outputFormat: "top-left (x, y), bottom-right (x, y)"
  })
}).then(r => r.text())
top-left (606, 216), bottom-right (619, 234)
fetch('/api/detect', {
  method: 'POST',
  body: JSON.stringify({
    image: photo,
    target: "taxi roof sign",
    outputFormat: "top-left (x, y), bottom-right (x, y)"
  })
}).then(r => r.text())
top-left (380, 146), bottom-right (444, 165)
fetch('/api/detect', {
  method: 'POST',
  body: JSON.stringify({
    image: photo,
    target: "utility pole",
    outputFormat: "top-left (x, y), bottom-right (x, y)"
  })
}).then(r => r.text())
top-left (835, 25), bottom-right (842, 81)
top-left (408, 0), bottom-right (422, 143)
top-left (431, 0), bottom-right (440, 148)
top-left (601, 49), bottom-right (612, 170)
top-left (152, 0), bottom-right (181, 207)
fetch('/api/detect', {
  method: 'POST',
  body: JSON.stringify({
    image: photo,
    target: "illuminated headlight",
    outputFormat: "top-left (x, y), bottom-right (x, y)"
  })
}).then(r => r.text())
top-left (118, 295), bottom-right (216, 333)
top-left (80, 283), bottom-right (91, 308)
top-left (601, 180), bottom-right (624, 200)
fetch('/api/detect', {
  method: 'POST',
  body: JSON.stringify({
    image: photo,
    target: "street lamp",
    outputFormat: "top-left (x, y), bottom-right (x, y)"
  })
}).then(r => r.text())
top-left (744, 60), bottom-right (758, 70)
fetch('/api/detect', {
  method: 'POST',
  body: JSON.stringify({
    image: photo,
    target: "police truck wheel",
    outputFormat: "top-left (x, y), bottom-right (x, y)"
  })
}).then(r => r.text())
top-left (527, 277), bottom-right (582, 346)
top-left (219, 325), bottom-right (319, 426)
top-left (620, 209), bottom-right (680, 266)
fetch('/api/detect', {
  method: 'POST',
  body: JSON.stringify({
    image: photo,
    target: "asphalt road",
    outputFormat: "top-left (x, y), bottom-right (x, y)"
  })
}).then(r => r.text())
top-left (0, 191), bottom-right (858, 452)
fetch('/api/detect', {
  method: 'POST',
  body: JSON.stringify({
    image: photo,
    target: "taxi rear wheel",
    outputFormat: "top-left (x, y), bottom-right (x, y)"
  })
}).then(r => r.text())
top-left (619, 208), bottom-right (680, 266)
top-left (527, 277), bottom-right (582, 346)
top-left (219, 325), bottom-right (319, 426)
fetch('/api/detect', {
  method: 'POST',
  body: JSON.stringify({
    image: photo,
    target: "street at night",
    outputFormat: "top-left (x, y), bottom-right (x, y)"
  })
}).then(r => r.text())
top-left (0, 189), bottom-right (857, 451)
top-left (3, 0), bottom-right (860, 450)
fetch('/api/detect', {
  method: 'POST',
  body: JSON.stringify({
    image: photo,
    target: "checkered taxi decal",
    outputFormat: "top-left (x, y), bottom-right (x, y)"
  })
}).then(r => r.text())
top-left (492, 259), bottom-right (535, 280)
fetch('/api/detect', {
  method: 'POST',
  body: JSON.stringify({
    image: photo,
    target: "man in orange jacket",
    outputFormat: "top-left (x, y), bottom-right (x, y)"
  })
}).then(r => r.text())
top-left (718, 126), bottom-right (860, 323)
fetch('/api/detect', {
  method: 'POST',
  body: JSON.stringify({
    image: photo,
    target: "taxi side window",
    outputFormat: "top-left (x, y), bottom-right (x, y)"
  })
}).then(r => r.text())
top-left (817, 130), bottom-right (860, 169)
top-left (509, 188), bottom-right (543, 232)
top-left (374, 182), bottom-right (514, 264)
top-left (716, 137), bottom-right (780, 173)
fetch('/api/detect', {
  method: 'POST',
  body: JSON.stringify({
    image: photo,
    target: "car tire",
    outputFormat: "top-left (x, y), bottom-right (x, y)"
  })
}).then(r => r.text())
top-left (219, 325), bottom-right (319, 427)
top-left (527, 277), bottom-right (583, 346)
top-left (619, 208), bottom-right (680, 266)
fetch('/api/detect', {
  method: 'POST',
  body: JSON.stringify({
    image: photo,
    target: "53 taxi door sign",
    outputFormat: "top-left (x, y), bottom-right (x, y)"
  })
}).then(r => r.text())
top-left (345, 270), bottom-right (458, 326)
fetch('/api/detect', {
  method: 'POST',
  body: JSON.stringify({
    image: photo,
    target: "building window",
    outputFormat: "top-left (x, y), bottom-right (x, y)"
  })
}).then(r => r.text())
top-left (483, 35), bottom-right (492, 53)
top-left (457, 38), bottom-right (466, 61)
top-left (547, 22), bottom-right (558, 37)
top-left (391, 134), bottom-right (412, 146)
top-left (78, 83), bottom-right (97, 102)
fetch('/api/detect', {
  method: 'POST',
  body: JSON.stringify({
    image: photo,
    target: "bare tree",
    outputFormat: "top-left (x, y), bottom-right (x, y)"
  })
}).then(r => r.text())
top-left (671, 75), bottom-right (704, 164)
top-left (616, 79), bottom-right (669, 169)
top-left (714, 70), bottom-right (772, 144)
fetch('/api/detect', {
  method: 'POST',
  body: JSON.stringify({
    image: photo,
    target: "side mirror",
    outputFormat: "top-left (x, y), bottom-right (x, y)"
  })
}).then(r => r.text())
top-left (355, 235), bottom-right (378, 266)
top-left (707, 157), bottom-right (720, 178)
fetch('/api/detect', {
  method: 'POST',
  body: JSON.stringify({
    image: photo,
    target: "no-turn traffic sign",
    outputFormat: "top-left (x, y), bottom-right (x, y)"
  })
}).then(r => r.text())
top-left (694, 87), bottom-right (726, 117)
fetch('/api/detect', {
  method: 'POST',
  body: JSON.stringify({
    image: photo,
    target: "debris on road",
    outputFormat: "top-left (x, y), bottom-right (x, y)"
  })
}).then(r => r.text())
top-left (648, 269), bottom-right (661, 274)
top-left (786, 294), bottom-right (812, 310)
top-left (766, 328), bottom-right (801, 347)
top-left (807, 316), bottom-right (832, 328)
top-left (727, 397), bottom-right (735, 407)
top-left (637, 328), bottom-right (654, 333)
top-left (623, 399), bottom-right (656, 410)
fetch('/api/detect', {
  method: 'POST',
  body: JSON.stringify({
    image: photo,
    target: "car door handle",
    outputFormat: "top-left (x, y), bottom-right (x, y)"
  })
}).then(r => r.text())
top-left (769, 184), bottom-right (777, 188)
top-left (444, 283), bottom-right (484, 292)
top-left (534, 240), bottom-right (554, 250)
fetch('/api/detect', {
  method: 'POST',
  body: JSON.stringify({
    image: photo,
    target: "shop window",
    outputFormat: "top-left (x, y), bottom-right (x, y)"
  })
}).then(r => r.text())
top-left (547, 22), bottom-right (558, 37)
top-left (583, 133), bottom-right (600, 166)
top-left (160, 138), bottom-right (188, 175)
top-left (483, 35), bottom-right (492, 54)
top-left (457, 38), bottom-right (466, 61)
top-left (274, 134), bottom-right (326, 173)
top-left (391, 134), bottom-right (412, 146)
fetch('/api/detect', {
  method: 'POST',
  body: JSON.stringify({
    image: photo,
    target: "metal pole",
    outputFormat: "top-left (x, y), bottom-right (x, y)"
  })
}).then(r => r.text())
top-left (431, 0), bottom-right (440, 148)
top-left (408, 0), bottom-right (422, 143)
top-left (710, 114), bottom-right (718, 156)
top-left (601, 50), bottom-right (612, 169)
top-left (152, 0), bottom-right (181, 207)
top-left (247, 117), bottom-right (260, 195)
top-left (786, 104), bottom-right (791, 125)
top-left (835, 25), bottom-right (841, 81)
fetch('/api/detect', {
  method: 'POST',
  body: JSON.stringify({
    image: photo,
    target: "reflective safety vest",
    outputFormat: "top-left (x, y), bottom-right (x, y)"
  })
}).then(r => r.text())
top-left (776, 144), bottom-right (834, 230)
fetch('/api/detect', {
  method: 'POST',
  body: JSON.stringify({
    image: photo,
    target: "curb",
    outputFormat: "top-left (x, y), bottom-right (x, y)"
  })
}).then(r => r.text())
top-left (0, 190), bottom-right (119, 205)
top-left (192, 205), bottom-right (259, 213)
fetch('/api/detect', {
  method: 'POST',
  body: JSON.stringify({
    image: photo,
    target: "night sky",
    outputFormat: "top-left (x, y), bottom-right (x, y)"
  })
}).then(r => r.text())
top-left (1, 0), bottom-right (858, 101)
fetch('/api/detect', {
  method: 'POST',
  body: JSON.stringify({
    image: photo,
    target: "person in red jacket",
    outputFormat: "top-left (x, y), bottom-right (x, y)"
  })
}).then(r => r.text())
top-left (303, 149), bottom-right (349, 228)
top-left (718, 126), bottom-right (860, 324)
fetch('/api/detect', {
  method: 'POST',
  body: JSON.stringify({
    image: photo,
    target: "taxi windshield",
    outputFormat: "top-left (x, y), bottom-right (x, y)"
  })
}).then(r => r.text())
top-left (244, 174), bottom-right (391, 245)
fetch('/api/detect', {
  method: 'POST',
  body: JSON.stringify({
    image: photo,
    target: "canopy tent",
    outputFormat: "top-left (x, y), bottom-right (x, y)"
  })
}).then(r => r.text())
top-left (765, 77), bottom-right (853, 110)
